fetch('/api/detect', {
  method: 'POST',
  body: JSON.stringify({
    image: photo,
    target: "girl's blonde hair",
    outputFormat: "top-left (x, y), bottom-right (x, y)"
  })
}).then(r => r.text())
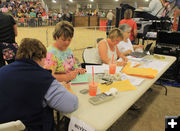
top-left (108, 28), bottom-right (124, 40)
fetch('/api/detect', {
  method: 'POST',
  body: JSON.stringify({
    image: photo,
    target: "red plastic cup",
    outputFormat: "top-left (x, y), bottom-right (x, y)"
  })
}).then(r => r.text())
top-left (109, 63), bottom-right (116, 74)
top-left (89, 82), bottom-right (97, 96)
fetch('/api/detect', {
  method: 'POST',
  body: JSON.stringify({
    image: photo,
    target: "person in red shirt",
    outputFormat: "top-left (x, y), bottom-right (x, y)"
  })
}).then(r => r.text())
top-left (119, 9), bottom-right (137, 44)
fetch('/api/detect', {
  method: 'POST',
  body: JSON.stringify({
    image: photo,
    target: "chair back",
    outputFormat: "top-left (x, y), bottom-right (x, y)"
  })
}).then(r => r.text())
top-left (96, 38), bottom-right (104, 43)
top-left (0, 120), bottom-right (25, 131)
top-left (82, 47), bottom-right (101, 65)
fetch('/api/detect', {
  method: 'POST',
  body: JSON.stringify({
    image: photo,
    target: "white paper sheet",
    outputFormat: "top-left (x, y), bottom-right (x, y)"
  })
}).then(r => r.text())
top-left (140, 60), bottom-right (168, 72)
top-left (121, 73), bottom-right (144, 86)
top-left (69, 116), bottom-right (95, 131)
top-left (86, 64), bottom-right (123, 74)
top-left (126, 56), bottom-right (144, 62)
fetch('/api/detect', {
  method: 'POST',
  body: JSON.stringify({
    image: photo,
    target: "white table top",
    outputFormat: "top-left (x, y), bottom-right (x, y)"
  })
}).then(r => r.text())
top-left (64, 55), bottom-right (176, 131)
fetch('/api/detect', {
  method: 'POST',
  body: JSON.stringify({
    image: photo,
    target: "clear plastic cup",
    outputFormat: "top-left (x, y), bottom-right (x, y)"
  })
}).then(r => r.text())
top-left (109, 63), bottom-right (116, 74)
top-left (88, 75), bottom-right (98, 96)
top-left (89, 82), bottom-right (97, 96)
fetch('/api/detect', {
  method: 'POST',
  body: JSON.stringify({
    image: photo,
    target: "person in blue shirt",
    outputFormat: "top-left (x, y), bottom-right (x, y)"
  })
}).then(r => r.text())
top-left (0, 38), bottom-right (78, 131)
top-left (174, 0), bottom-right (180, 8)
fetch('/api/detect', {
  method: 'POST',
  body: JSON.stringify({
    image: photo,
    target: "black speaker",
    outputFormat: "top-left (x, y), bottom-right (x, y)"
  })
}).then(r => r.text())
top-left (115, 8), bottom-right (121, 28)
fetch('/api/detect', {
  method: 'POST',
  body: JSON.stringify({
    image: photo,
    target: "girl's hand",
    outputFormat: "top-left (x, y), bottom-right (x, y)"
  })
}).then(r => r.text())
top-left (123, 57), bottom-right (128, 62)
top-left (75, 68), bottom-right (86, 74)
top-left (67, 70), bottom-right (78, 80)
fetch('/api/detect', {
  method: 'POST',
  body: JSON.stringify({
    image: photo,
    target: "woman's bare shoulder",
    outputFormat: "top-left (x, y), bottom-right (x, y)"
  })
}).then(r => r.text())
top-left (98, 39), bottom-right (106, 48)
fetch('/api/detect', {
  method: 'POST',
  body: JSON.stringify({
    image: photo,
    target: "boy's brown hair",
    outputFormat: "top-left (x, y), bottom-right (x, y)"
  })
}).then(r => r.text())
top-left (53, 21), bottom-right (74, 40)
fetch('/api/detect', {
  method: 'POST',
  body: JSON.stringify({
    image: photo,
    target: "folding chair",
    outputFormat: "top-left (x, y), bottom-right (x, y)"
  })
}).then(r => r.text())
top-left (81, 47), bottom-right (101, 68)
top-left (96, 38), bottom-right (104, 43)
top-left (0, 120), bottom-right (25, 131)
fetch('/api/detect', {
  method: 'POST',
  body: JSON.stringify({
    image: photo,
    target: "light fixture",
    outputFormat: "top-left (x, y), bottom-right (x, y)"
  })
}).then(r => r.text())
top-left (145, 0), bottom-right (149, 2)
top-left (52, 0), bottom-right (56, 3)
top-left (69, 0), bottom-right (73, 3)
top-left (90, 0), bottom-right (94, 2)
top-left (115, 0), bottom-right (119, 1)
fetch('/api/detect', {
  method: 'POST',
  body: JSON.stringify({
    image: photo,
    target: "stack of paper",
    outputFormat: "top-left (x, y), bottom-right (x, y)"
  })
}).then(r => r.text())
top-left (122, 62), bottom-right (158, 79)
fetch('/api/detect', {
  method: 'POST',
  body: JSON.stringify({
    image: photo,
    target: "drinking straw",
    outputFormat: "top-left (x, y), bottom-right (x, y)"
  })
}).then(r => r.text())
top-left (112, 54), bottom-right (114, 64)
top-left (92, 66), bottom-right (94, 85)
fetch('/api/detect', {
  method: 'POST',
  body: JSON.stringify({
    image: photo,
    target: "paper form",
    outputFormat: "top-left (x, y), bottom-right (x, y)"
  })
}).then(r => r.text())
top-left (121, 73), bottom-right (144, 86)
top-left (86, 64), bottom-right (123, 74)
top-left (126, 56), bottom-right (144, 62)
top-left (140, 60), bottom-right (168, 72)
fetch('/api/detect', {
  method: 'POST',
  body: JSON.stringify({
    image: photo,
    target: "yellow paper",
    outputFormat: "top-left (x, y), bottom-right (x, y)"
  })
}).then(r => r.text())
top-left (98, 79), bottom-right (137, 92)
top-left (122, 62), bottom-right (158, 79)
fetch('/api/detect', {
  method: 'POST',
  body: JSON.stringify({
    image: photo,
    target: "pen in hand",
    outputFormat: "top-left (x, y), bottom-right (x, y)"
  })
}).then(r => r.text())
top-left (66, 80), bottom-right (71, 84)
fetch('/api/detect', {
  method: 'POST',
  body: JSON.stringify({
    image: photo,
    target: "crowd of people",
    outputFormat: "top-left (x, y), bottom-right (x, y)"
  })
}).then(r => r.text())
top-left (0, 0), bottom-right (73, 27)
top-left (0, 0), bottom-right (114, 27)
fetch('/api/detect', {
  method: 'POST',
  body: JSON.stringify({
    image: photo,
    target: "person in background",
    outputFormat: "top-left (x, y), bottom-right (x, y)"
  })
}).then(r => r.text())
top-left (1, 5), bottom-right (8, 13)
top-left (29, 9), bottom-right (36, 18)
top-left (138, 0), bottom-right (164, 16)
top-left (0, 38), bottom-right (78, 131)
top-left (0, 11), bottom-right (18, 68)
top-left (171, 0), bottom-right (180, 31)
top-left (162, 0), bottom-right (172, 17)
top-left (106, 10), bottom-right (114, 35)
top-left (117, 24), bottom-right (143, 56)
top-left (96, 28), bottom-right (128, 66)
top-left (44, 21), bottom-right (86, 82)
top-left (119, 9), bottom-right (137, 44)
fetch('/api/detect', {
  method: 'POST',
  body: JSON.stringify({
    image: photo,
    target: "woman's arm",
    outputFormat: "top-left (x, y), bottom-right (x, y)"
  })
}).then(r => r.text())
top-left (116, 47), bottom-right (128, 66)
top-left (53, 70), bottom-right (78, 82)
top-left (122, 49), bottom-right (133, 56)
top-left (98, 41), bottom-right (111, 64)
top-left (142, 0), bottom-right (156, 12)
top-left (133, 45), bottom-right (144, 50)
top-left (116, 47), bottom-right (128, 61)
top-left (133, 23), bottom-right (137, 39)
top-left (44, 80), bottom-right (78, 113)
